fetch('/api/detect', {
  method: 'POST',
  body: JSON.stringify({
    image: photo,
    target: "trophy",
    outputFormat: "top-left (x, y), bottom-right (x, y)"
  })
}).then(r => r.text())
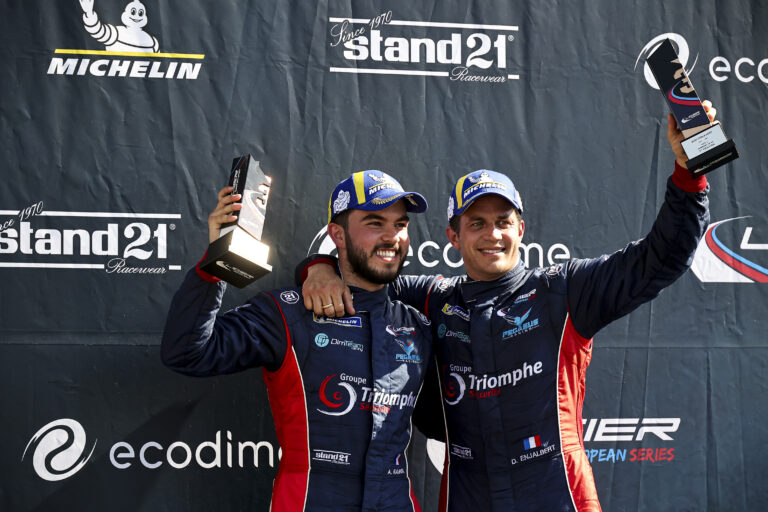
top-left (199, 154), bottom-right (273, 287)
top-left (646, 38), bottom-right (738, 175)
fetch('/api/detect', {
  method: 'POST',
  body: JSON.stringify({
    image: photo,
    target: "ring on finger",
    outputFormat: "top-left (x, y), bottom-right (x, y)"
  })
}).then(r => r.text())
top-left (322, 303), bottom-right (334, 309)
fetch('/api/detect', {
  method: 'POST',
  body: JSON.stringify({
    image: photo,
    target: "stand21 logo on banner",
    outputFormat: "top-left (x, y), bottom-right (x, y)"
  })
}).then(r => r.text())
top-left (327, 10), bottom-right (520, 83)
top-left (0, 201), bottom-right (182, 275)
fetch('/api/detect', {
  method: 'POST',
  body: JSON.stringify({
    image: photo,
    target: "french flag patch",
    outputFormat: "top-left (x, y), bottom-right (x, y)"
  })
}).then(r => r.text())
top-left (523, 435), bottom-right (541, 450)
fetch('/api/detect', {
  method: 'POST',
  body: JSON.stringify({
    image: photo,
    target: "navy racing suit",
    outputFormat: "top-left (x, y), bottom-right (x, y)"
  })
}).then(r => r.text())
top-left (301, 164), bottom-right (709, 511)
top-left (162, 263), bottom-right (433, 512)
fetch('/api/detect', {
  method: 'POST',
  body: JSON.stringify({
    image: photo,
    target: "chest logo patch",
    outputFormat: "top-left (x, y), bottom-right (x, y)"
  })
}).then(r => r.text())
top-left (441, 303), bottom-right (470, 321)
top-left (497, 307), bottom-right (541, 339)
top-left (387, 325), bottom-right (421, 363)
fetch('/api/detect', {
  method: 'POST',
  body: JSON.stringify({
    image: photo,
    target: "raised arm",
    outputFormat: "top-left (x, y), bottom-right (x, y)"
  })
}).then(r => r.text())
top-left (568, 108), bottom-right (714, 339)
top-left (160, 186), bottom-right (287, 376)
top-left (161, 267), bottom-right (287, 376)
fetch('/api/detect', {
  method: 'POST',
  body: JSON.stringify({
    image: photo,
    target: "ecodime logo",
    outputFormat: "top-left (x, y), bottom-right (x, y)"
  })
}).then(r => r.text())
top-left (307, 226), bottom-right (338, 257)
top-left (327, 11), bottom-right (519, 83)
top-left (0, 206), bottom-right (181, 275)
top-left (22, 419), bottom-right (97, 481)
top-left (48, 0), bottom-right (204, 80)
top-left (635, 33), bottom-right (698, 90)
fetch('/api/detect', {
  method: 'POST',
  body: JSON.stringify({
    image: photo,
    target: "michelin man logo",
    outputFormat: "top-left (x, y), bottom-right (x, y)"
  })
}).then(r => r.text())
top-left (467, 172), bottom-right (492, 184)
top-left (333, 190), bottom-right (351, 215)
top-left (446, 196), bottom-right (454, 220)
top-left (79, 0), bottom-right (160, 52)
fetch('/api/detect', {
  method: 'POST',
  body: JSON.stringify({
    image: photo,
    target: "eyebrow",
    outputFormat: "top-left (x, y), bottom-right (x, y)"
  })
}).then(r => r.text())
top-left (361, 213), bottom-right (410, 223)
top-left (466, 211), bottom-right (515, 222)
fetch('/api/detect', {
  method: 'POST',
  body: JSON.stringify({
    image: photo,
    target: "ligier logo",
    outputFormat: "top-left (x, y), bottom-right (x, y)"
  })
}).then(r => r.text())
top-left (22, 419), bottom-right (97, 481)
top-left (0, 206), bottom-right (181, 275)
top-left (514, 288), bottom-right (536, 304)
top-left (691, 217), bottom-right (768, 283)
top-left (583, 417), bottom-right (680, 464)
top-left (635, 33), bottom-right (698, 90)
top-left (386, 325), bottom-right (415, 337)
top-left (328, 11), bottom-right (519, 83)
top-left (216, 261), bottom-right (254, 280)
top-left (48, 0), bottom-right (204, 79)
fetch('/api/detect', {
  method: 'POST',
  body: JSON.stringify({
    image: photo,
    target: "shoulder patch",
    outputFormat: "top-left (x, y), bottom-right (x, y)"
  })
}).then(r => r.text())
top-left (435, 278), bottom-right (453, 292)
top-left (280, 290), bottom-right (300, 304)
top-left (545, 264), bottom-right (564, 276)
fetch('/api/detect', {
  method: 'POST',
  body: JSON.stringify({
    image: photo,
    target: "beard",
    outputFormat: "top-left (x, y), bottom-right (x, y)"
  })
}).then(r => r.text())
top-left (345, 237), bottom-right (406, 285)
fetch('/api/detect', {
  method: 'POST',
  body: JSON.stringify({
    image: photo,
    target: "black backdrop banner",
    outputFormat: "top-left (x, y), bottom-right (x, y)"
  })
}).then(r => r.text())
top-left (2, 0), bottom-right (766, 510)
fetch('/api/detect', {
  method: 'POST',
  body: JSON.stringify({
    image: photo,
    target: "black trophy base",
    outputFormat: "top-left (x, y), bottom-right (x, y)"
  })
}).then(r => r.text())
top-left (686, 139), bottom-right (739, 177)
top-left (199, 227), bottom-right (272, 288)
top-left (681, 123), bottom-right (739, 176)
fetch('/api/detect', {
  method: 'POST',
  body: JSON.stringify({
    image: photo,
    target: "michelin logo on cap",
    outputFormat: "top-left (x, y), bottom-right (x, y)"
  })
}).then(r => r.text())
top-left (333, 190), bottom-right (351, 216)
top-left (327, 170), bottom-right (427, 223)
top-left (447, 169), bottom-right (523, 221)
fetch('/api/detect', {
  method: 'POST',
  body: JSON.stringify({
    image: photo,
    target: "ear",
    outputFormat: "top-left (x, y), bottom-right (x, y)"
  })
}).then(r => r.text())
top-left (446, 225), bottom-right (460, 251)
top-left (328, 222), bottom-right (346, 250)
top-left (518, 219), bottom-right (525, 239)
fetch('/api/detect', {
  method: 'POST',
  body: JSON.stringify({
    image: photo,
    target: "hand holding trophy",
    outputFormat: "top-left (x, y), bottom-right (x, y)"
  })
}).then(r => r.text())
top-left (200, 154), bottom-right (273, 287)
top-left (646, 39), bottom-right (738, 175)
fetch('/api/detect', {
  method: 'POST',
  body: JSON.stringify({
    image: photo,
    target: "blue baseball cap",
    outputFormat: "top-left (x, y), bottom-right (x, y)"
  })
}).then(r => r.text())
top-left (446, 170), bottom-right (523, 221)
top-left (328, 170), bottom-right (428, 223)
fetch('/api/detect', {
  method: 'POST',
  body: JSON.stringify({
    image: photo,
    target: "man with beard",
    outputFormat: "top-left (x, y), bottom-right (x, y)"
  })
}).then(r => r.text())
top-left (161, 170), bottom-right (433, 512)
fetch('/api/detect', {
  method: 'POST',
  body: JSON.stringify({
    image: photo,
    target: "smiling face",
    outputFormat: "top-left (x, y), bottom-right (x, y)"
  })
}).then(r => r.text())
top-left (329, 200), bottom-right (410, 290)
top-left (447, 194), bottom-right (524, 281)
top-left (121, 1), bottom-right (148, 28)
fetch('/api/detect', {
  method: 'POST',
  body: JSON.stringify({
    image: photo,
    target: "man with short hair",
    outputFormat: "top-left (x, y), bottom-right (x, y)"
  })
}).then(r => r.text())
top-left (162, 170), bottom-right (433, 512)
top-left (300, 108), bottom-right (715, 511)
